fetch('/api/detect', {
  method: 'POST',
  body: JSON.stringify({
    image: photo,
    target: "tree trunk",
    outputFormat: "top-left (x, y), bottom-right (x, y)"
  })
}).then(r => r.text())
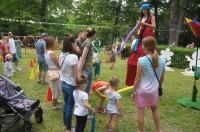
top-left (175, 0), bottom-right (190, 45)
top-left (168, 0), bottom-right (190, 46)
top-left (114, 0), bottom-right (122, 25)
top-left (153, 3), bottom-right (158, 38)
top-left (112, 0), bottom-right (122, 44)
top-left (40, 0), bottom-right (47, 29)
top-left (168, 0), bottom-right (179, 46)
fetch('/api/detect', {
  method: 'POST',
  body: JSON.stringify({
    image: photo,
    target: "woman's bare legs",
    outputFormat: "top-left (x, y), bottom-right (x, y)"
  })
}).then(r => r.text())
top-left (137, 107), bottom-right (145, 132)
top-left (151, 106), bottom-right (160, 132)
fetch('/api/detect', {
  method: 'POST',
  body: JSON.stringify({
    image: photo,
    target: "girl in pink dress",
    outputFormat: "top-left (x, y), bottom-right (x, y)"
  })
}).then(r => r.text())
top-left (131, 36), bottom-right (165, 132)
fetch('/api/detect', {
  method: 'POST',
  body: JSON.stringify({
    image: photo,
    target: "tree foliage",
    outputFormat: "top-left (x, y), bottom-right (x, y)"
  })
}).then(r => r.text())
top-left (0, 0), bottom-right (199, 46)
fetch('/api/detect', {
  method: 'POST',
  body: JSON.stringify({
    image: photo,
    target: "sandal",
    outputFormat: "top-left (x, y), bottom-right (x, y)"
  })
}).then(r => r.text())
top-left (53, 105), bottom-right (62, 110)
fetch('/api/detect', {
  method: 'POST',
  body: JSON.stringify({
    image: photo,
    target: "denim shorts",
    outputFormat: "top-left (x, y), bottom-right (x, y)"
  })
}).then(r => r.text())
top-left (38, 60), bottom-right (48, 71)
top-left (12, 53), bottom-right (19, 63)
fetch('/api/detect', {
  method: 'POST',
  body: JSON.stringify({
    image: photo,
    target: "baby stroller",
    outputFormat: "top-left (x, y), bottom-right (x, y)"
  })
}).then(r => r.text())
top-left (0, 75), bottom-right (43, 132)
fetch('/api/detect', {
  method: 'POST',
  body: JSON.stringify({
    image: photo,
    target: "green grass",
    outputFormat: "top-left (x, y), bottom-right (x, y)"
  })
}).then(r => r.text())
top-left (1, 48), bottom-right (200, 132)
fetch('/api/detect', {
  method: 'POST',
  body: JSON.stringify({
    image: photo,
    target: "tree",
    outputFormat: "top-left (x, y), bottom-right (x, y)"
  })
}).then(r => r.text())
top-left (168, 0), bottom-right (190, 46)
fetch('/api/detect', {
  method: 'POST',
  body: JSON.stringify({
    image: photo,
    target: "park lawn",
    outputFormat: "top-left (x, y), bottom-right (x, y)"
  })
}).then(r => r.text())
top-left (1, 48), bottom-right (200, 132)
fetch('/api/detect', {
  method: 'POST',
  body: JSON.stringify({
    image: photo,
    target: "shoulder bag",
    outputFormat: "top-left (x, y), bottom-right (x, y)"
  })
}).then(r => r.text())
top-left (146, 56), bottom-right (163, 96)
top-left (48, 53), bottom-right (68, 81)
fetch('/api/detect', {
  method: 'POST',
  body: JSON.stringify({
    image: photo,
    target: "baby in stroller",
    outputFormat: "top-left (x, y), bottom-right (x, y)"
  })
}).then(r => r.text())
top-left (0, 75), bottom-right (43, 132)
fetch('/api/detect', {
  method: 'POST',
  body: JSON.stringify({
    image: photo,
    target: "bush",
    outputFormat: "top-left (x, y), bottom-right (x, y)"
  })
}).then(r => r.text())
top-left (123, 44), bottom-right (197, 69)
top-left (158, 45), bottom-right (196, 69)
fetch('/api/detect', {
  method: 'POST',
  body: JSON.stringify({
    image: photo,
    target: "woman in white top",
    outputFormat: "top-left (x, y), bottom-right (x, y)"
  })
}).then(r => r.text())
top-left (44, 37), bottom-right (62, 110)
top-left (59, 35), bottom-right (79, 132)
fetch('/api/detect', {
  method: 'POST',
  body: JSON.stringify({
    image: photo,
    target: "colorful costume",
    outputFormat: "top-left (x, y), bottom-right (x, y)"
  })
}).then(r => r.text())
top-left (93, 40), bottom-right (101, 53)
top-left (126, 15), bottom-right (155, 86)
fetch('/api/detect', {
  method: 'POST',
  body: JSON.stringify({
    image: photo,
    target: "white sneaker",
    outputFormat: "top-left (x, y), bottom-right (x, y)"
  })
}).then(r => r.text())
top-left (16, 67), bottom-right (22, 71)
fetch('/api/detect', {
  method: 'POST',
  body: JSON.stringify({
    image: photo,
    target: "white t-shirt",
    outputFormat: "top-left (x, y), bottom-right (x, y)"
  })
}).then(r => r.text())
top-left (142, 17), bottom-right (147, 23)
top-left (8, 38), bottom-right (16, 54)
top-left (59, 52), bottom-right (78, 86)
top-left (93, 53), bottom-right (100, 63)
top-left (4, 61), bottom-right (13, 77)
top-left (132, 39), bottom-right (137, 47)
top-left (120, 41), bottom-right (126, 49)
top-left (73, 90), bottom-right (89, 116)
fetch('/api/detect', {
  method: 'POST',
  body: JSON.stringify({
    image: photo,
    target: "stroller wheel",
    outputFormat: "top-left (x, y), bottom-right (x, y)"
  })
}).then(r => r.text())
top-left (35, 107), bottom-right (43, 123)
top-left (23, 121), bottom-right (32, 132)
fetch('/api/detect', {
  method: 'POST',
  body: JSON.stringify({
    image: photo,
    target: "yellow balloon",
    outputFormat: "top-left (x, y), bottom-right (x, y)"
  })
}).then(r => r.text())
top-left (104, 86), bottom-right (134, 101)
top-left (117, 86), bottom-right (134, 93)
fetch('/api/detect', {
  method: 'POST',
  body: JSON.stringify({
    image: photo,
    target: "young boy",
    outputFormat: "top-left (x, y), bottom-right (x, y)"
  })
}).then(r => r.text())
top-left (93, 50), bottom-right (101, 81)
top-left (92, 81), bottom-right (109, 113)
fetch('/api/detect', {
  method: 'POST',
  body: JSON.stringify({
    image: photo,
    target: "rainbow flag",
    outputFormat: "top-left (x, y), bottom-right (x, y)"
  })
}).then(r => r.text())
top-left (185, 18), bottom-right (200, 38)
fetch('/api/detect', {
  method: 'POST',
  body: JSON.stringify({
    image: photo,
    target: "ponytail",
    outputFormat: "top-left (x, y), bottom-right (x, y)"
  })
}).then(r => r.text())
top-left (152, 50), bottom-right (159, 68)
top-left (76, 73), bottom-right (88, 88)
top-left (142, 36), bottom-right (159, 68)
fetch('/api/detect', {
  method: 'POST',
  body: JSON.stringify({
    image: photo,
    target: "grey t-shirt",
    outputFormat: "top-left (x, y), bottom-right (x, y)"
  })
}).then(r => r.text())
top-left (82, 39), bottom-right (93, 73)
top-left (36, 39), bottom-right (46, 61)
top-left (105, 89), bottom-right (121, 114)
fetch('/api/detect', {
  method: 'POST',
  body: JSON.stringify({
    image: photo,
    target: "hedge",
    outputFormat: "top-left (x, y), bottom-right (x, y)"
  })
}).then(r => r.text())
top-left (123, 44), bottom-right (197, 69)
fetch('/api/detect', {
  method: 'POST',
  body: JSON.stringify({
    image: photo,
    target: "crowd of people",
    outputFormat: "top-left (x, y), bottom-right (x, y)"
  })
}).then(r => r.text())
top-left (0, 4), bottom-right (168, 132)
top-left (40, 4), bottom-right (165, 132)
top-left (0, 32), bottom-right (23, 79)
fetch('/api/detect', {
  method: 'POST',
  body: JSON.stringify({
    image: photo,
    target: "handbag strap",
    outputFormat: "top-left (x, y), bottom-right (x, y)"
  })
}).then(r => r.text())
top-left (60, 53), bottom-right (68, 69)
top-left (146, 56), bottom-right (161, 87)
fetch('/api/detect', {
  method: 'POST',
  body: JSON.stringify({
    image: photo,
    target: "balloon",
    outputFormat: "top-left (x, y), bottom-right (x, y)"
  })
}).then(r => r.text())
top-left (118, 24), bottom-right (139, 54)
top-left (117, 86), bottom-right (134, 93)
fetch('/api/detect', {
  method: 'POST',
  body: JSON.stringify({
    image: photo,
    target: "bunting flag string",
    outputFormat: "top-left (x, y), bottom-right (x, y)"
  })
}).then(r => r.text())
top-left (0, 17), bottom-right (191, 33)
top-left (0, 18), bottom-right (109, 28)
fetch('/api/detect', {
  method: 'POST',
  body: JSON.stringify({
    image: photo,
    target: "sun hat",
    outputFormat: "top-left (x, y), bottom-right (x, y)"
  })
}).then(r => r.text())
top-left (140, 4), bottom-right (150, 10)
top-left (41, 33), bottom-right (49, 37)
top-left (5, 54), bottom-right (12, 61)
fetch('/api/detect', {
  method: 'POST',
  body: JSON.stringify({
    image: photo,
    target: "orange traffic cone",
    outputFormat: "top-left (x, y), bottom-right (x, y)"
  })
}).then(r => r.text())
top-left (30, 60), bottom-right (33, 67)
top-left (46, 86), bottom-right (52, 102)
top-left (33, 57), bottom-right (36, 63)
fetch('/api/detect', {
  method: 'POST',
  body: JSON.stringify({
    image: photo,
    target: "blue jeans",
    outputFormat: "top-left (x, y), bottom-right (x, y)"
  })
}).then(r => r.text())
top-left (83, 68), bottom-right (92, 94)
top-left (61, 81), bottom-right (75, 130)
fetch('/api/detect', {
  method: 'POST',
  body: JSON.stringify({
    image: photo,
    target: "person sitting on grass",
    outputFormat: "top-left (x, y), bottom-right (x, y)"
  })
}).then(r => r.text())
top-left (73, 73), bottom-right (95, 132)
top-left (91, 81), bottom-right (109, 113)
